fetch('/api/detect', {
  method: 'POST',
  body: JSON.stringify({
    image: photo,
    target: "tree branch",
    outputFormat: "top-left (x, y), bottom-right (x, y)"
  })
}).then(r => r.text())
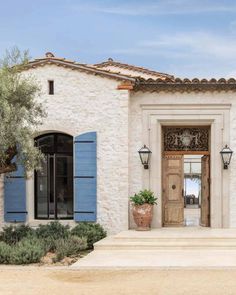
top-left (0, 146), bottom-right (17, 175)
top-left (5, 146), bottom-right (17, 164)
top-left (0, 163), bottom-right (17, 174)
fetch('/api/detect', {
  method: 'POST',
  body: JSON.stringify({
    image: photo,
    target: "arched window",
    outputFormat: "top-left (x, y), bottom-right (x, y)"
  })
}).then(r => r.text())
top-left (35, 133), bottom-right (73, 219)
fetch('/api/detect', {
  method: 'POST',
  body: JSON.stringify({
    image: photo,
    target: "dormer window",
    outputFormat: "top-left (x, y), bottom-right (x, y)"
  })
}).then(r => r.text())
top-left (48, 80), bottom-right (54, 95)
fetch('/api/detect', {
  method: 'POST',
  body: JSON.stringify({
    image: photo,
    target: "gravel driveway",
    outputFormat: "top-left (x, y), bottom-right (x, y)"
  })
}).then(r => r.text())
top-left (0, 266), bottom-right (236, 295)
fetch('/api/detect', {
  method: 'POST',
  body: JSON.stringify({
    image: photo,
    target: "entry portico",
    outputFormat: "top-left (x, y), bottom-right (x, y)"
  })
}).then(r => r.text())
top-left (129, 96), bottom-right (236, 231)
top-left (136, 103), bottom-right (231, 228)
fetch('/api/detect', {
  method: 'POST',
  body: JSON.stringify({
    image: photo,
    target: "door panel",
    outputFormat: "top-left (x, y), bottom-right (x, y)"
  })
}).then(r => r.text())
top-left (55, 155), bottom-right (73, 219)
top-left (168, 175), bottom-right (182, 201)
top-left (36, 157), bottom-right (49, 218)
top-left (35, 154), bottom-right (73, 219)
top-left (200, 155), bottom-right (210, 227)
top-left (48, 155), bottom-right (55, 219)
top-left (162, 155), bottom-right (184, 226)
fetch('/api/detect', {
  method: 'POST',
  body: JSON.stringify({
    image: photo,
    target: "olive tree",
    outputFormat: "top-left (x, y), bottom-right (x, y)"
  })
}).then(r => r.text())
top-left (0, 48), bottom-right (45, 175)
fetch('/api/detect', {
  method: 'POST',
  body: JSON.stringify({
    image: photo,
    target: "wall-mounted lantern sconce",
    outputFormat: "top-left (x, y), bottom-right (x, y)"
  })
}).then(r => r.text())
top-left (220, 145), bottom-right (233, 169)
top-left (138, 145), bottom-right (152, 169)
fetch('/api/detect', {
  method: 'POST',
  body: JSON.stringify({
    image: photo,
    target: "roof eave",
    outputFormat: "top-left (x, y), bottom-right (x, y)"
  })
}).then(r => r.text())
top-left (134, 78), bottom-right (236, 93)
top-left (24, 59), bottom-right (137, 82)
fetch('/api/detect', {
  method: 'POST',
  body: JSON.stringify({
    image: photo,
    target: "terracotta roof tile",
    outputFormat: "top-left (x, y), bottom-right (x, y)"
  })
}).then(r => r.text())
top-left (24, 53), bottom-right (236, 92)
top-left (94, 58), bottom-right (174, 79)
top-left (25, 53), bottom-right (137, 82)
top-left (134, 77), bottom-right (236, 92)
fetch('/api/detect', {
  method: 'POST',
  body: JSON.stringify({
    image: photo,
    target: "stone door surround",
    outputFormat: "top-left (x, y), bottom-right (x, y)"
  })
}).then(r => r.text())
top-left (141, 104), bottom-right (231, 228)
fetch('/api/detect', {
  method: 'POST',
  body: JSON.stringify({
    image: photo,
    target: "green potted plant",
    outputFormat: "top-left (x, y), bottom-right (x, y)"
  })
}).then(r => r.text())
top-left (130, 189), bottom-right (157, 231)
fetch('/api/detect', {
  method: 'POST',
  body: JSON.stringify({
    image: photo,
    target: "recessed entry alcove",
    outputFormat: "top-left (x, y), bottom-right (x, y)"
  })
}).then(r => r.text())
top-left (162, 126), bottom-right (210, 227)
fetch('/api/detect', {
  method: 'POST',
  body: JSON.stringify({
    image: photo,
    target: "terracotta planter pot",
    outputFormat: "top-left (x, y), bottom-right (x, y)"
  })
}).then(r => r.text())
top-left (132, 203), bottom-right (154, 231)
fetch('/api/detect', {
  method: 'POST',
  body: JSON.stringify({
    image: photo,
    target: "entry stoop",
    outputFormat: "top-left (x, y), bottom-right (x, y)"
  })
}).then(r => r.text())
top-left (71, 228), bottom-right (236, 269)
top-left (94, 228), bottom-right (236, 250)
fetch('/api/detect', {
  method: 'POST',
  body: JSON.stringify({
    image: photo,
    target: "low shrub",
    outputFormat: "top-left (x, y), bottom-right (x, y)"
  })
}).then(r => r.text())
top-left (0, 242), bottom-right (12, 264)
top-left (35, 221), bottom-right (70, 251)
top-left (71, 223), bottom-right (106, 249)
top-left (55, 235), bottom-right (87, 261)
top-left (10, 237), bottom-right (46, 265)
top-left (0, 222), bottom-right (105, 264)
top-left (41, 236), bottom-right (58, 252)
top-left (0, 225), bottom-right (34, 245)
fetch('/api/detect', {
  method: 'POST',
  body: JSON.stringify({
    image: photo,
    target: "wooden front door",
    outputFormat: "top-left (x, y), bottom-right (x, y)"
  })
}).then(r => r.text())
top-left (162, 155), bottom-right (184, 227)
top-left (200, 155), bottom-right (210, 227)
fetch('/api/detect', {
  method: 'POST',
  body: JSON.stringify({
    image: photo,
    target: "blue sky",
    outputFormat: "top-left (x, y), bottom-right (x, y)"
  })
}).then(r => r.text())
top-left (185, 179), bottom-right (199, 198)
top-left (1, 0), bottom-right (236, 78)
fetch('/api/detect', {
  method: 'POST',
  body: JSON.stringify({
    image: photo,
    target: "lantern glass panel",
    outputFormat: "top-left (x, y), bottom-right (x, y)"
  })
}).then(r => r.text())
top-left (141, 153), bottom-right (149, 164)
top-left (222, 152), bottom-right (231, 164)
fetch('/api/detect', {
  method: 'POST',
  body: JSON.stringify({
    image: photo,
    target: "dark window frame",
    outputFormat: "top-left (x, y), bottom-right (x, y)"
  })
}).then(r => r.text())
top-left (34, 133), bottom-right (73, 220)
top-left (48, 80), bottom-right (54, 95)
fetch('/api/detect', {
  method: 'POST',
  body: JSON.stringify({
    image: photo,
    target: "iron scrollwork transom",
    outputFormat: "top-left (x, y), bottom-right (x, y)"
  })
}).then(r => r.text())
top-left (163, 127), bottom-right (210, 151)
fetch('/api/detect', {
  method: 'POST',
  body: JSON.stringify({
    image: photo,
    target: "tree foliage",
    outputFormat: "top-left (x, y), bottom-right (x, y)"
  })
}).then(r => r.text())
top-left (0, 47), bottom-right (45, 175)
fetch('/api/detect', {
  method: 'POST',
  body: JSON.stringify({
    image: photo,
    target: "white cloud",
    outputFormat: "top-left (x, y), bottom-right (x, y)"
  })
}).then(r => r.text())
top-left (79, 0), bottom-right (236, 16)
top-left (140, 33), bottom-right (236, 58)
top-left (111, 32), bottom-right (236, 78)
top-left (113, 32), bottom-right (236, 60)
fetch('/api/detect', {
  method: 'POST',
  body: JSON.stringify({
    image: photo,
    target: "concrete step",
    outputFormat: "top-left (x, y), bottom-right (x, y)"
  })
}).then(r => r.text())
top-left (95, 241), bottom-right (236, 250)
top-left (72, 229), bottom-right (236, 269)
top-left (113, 228), bottom-right (236, 239)
top-left (94, 229), bottom-right (236, 250)
top-left (94, 239), bottom-right (236, 250)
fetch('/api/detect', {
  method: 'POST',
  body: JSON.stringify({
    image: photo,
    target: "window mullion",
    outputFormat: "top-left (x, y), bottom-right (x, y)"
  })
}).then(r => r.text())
top-left (53, 153), bottom-right (57, 220)
top-left (47, 154), bottom-right (50, 219)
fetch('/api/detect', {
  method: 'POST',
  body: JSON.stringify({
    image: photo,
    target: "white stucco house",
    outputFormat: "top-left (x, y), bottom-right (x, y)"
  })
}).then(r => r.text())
top-left (1, 51), bottom-right (236, 235)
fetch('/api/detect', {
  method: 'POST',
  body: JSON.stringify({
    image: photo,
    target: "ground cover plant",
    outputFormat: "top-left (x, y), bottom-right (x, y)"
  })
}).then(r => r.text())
top-left (71, 223), bottom-right (107, 249)
top-left (0, 222), bottom-right (106, 265)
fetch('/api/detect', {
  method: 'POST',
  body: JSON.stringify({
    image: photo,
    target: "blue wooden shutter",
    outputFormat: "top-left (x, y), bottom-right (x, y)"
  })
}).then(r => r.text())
top-left (4, 164), bottom-right (27, 222)
top-left (74, 132), bottom-right (97, 221)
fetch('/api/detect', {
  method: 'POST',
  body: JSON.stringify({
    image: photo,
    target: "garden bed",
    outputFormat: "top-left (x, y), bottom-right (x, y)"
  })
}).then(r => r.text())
top-left (0, 222), bottom-right (106, 265)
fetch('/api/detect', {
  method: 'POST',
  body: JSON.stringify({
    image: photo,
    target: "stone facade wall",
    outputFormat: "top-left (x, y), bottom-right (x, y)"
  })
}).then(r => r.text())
top-left (1, 64), bottom-right (130, 235)
top-left (2, 62), bottom-right (236, 233)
